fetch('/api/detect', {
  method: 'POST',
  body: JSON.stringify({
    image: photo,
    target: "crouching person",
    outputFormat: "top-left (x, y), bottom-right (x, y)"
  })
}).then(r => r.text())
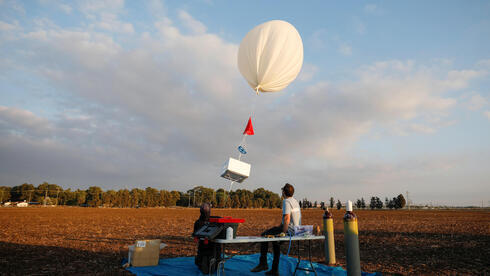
top-left (251, 183), bottom-right (301, 275)
top-left (193, 203), bottom-right (221, 274)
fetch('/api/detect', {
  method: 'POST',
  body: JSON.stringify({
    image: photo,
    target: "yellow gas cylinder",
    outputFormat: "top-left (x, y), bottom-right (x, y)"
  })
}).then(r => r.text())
top-left (343, 200), bottom-right (361, 276)
top-left (322, 207), bottom-right (336, 265)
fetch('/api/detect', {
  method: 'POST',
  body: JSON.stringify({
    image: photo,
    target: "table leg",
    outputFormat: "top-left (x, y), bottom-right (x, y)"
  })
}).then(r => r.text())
top-left (216, 244), bottom-right (225, 276)
top-left (293, 240), bottom-right (301, 275)
top-left (308, 239), bottom-right (317, 276)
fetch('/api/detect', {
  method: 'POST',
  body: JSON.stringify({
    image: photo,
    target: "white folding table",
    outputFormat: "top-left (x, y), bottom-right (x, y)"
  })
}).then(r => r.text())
top-left (213, 235), bottom-right (325, 276)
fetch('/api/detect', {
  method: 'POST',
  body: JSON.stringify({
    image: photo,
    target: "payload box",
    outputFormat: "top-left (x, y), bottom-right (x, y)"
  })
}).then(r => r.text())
top-left (220, 157), bottom-right (251, 183)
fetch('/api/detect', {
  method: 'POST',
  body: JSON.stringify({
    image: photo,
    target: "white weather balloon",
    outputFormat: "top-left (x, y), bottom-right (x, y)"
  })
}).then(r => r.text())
top-left (238, 20), bottom-right (304, 93)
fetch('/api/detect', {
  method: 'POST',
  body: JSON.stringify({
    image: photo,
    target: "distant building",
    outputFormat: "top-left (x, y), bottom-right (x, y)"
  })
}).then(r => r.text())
top-left (17, 201), bottom-right (28, 207)
top-left (3, 202), bottom-right (12, 207)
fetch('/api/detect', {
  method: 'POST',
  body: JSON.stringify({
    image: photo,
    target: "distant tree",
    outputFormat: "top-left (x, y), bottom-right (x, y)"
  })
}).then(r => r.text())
top-left (302, 198), bottom-right (308, 209)
top-left (314, 201), bottom-right (318, 208)
top-left (369, 197), bottom-right (376, 210)
top-left (102, 190), bottom-right (117, 207)
top-left (396, 194), bottom-right (406, 209)
top-left (75, 189), bottom-right (87, 206)
top-left (33, 182), bottom-right (62, 204)
top-left (170, 191), bottom-right (180, 206)
top-left (0, 186), bottom-right (12, 203)
top-left (320, 201), bottom-right (325, 209)
top-left (388, 198), bottom-right (396, 209)
top-left (118, 189), bottom-right (130, 207)
top-left (361, 198), bottom-right (366, 209)
top-left (232, 195), bottom-right (241, 208)
top-left (385, 197), bottom-right (390, 208)
top-left (86, 186), bottom-right (103, 207)
top-left (299, 200), bottom-right (303, 208)
top-left (336, 200), bottom-right (342, 210)
top-left (215, 189), bottom-right (226, 208)
top-left (356, 199), bottom-right (362, 209)
top-left (10, 183), bottom-right (35, 202)
top-left (149, 187), bottom-right (161, 207)
top-left (62, 189), bottom-right (77, 206)
top-left (375, 197), bottom-right (383, 209)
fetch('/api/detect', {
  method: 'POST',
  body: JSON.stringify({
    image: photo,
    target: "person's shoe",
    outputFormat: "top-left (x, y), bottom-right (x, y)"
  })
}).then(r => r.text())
top-left (265, 269), bottom-right (279, 276)
top-left (250, 263), bottom-right (268, 272)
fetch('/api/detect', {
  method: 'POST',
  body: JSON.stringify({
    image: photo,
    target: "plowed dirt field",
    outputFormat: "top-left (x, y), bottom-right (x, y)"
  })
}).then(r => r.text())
top-left (0, 207), bottom-right (488, 275)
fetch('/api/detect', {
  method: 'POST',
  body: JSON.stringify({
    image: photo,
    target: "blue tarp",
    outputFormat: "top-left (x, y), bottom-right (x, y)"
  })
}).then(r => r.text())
top-left (124, 253), bottom-right (381, 276)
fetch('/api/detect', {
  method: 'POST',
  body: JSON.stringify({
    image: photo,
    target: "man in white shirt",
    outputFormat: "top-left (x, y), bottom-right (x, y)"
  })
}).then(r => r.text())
top-left (251, 183), bottom-right (302, 275)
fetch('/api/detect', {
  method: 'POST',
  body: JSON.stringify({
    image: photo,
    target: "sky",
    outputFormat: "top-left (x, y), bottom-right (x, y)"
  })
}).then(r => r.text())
top-left (0, 0), bottom-right (489, 206)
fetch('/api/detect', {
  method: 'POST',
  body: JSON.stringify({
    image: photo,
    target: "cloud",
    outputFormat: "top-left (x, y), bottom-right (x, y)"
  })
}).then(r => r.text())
top-left (484, 110), bottom-right (490, 120)
top-left (76, 0), bottom-right (134, 34)
top-left (353, 17), bottom-right (366, 35)
top-left (338, 43), bottom-right (352, 56)
top-left (59, 3), bottom-right (72, 14)
top-left (297, 63), bottom-right (318, 82)
top-left (309, 29), bottom-right (327, 49)
top-left (78, 0), bottom-right (124, 15)
top-left (0, 20), bottom-right (20, 31)
top-left (364, 4), bottom-right (377, 13)
top-left (467, 94), bottom-right (488, 110)
top-left (0, 106), bottom-right (53, 137)
top-left (1, 7), bottom-right (488, 205)
top-left (95, 12), bottom-right (134, 34)
top-left (364, 4), bottom-right (384, 15)
top-left (178, 10), bottom-right (207, 34)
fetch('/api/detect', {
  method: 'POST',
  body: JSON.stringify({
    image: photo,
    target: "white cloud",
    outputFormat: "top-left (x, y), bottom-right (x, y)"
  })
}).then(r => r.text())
top-left (364, 4), bottom-right (384, 15)
top-left (0, 20), bottom-right (20, 31)
top-left (78, 0), bottom-right (124, 15)
top-left (95, 12), bottom-right (134, 34)
top-left (0, 106), bottom-right (54, 138)
top-left (1, 8), bottom-right (488, 205)
top-left (146, 0), bottom-right (166, 18)
top-left (59, 3), bottom-right (72, 14)
top-left (338, 43), bottom-right (352, 56)
top-left (364, 4), bottom-right (377, 13)
top-left (77, 0), bottom-right (134, 34)
top-left (466, 94), bottom-right (488, 110)
top-left (178, 10), bottom-right (207, 34)
top-left (484, 110), bottom-right (490, 120)
top-left (353, 17), bottom-right (366, 35)
top-left (12, 1), bottom-right (25, 14)
top-left (309, 29), bottom-right (327, 49)
top-left (297, 63), bottom-right (318, 82)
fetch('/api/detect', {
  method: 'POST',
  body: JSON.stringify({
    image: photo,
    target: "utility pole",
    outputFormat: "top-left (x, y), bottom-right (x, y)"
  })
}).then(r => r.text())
top-left (406, 191), bottom-right (410, 210)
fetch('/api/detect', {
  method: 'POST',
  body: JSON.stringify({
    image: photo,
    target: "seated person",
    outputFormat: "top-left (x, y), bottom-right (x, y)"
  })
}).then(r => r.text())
top-left (193, 203), bottom-right (221, 274)
top-left (251, 183), bottom-right (301, 275)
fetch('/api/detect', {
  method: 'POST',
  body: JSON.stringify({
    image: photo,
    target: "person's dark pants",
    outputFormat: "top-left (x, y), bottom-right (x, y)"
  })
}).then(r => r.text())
top-left (259, 226), bottom-right (283, 271)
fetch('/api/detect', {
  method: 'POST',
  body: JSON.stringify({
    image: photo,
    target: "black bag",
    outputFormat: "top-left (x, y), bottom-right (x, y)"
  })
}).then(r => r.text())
top-left (195, 242), bottom-right (221, 274)
top-left (193, 222), bottom-right (223, 274)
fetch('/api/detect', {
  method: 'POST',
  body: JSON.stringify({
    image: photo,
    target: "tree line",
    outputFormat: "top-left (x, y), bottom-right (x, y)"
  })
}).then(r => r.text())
top-left (0, 182), bottom-right (406, 209)
top-left (302, 194), bottom-right (406, 210)
top-left (0, 183), bottom-right (282, 208)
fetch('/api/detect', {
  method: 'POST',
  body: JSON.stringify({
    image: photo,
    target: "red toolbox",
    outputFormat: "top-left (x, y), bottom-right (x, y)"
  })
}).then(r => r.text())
top-left (209, 216), bottom-right (245, 239)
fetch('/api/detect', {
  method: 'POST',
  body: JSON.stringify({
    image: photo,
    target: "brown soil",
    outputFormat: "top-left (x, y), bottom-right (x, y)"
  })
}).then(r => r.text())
top-left (0, 207), bottom-right (488, 275)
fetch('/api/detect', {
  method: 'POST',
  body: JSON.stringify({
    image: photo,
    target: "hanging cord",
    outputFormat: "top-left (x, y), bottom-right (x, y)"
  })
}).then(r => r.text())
top-left (230, 88), bottom-right (260, 195)
top-left (237, 89), bottom-right (259, 161)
